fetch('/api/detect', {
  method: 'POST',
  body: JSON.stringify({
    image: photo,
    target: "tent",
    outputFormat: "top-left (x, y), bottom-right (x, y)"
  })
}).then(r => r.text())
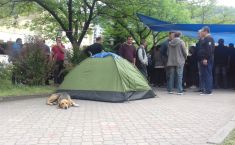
top-left (57, 52), bottom-right (155, 102)
top-left (137, 13), bottom-right (235, 44)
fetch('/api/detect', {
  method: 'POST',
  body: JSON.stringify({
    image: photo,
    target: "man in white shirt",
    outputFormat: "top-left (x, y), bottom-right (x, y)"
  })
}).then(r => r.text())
top-left (136, 39), bottom-right (148, 78)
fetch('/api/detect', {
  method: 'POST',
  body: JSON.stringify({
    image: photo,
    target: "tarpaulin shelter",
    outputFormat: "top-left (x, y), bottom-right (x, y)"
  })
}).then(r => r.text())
top-left (58, 52), bottom-right (155, 102)
top-left (137, 13), bottom-right (235, 44)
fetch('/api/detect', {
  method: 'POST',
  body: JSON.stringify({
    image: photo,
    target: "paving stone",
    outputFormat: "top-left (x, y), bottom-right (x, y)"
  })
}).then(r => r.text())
top-left (0, 89), bottom-right (235, 145)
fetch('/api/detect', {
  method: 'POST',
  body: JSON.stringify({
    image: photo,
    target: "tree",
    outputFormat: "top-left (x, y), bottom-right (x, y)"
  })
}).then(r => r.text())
top-left (100, 0), bottom-right (191, 47)
top-left (0, 0), bottom-right (103, 50)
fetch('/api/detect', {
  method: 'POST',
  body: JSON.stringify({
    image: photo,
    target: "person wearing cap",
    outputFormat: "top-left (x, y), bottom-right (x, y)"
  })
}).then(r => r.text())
top-left (197, 26), bottom-right (215, 95)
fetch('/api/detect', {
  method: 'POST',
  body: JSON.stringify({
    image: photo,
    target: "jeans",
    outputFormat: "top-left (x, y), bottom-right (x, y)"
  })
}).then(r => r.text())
top-left (54, 60), bottom-right (64, 84)
top-left (200, 60), bottom-right (213, 93)
top-left (215, 65), bottom-right (228, 88)
top-left (167, 65), bottom-right (184, 93)
top-left (198, 62), bottom-right (204, 91)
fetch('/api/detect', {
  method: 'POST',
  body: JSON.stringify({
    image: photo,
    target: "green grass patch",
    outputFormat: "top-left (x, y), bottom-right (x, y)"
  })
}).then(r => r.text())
top-left (221, 129), bottom-right (235, 145)
top-left (0, 79), bottom-right (55, 97)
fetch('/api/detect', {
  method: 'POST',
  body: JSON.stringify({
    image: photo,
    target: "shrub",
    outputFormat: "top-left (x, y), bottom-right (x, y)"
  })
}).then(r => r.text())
top-left (0, 63), bottom-right (12, 81)
top-left (67, 46), bottom-right (88, 65)
top-left (13, 37), bottom-right (55, 86)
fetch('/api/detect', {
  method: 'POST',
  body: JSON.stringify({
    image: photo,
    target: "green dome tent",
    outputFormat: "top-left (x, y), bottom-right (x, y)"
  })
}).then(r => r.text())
top-left (58, 52), bottom-right (155, 102)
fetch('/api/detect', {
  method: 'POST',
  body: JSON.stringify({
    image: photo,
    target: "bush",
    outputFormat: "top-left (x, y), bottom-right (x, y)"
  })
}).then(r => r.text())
top-left (67, 46), bottom-right (88, 65)
top-left (13, 37), bottom-right (55, 86)
top-left (0, 63), bottom-right (12, 80)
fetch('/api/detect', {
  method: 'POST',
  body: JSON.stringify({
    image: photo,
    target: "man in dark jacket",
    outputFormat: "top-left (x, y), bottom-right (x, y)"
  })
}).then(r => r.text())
top-left (228, 43), bottom-right (235, 88)
top-left (119, 36), bottom-right (136, 65)
top-left (85, 37), bottom-right (104, 56)
top-left (214, 39), bottom-right (229, 89)
top-left (197, 26), bottom-right (215, 95)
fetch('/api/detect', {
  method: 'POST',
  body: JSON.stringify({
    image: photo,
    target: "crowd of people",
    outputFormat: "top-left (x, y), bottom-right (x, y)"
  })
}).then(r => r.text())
top-left (2, 26), bottom-right (235, 93)
top-left (0, 37), bottom-right (67, 86)
top-left (115, 26), bottom-right (235, 95)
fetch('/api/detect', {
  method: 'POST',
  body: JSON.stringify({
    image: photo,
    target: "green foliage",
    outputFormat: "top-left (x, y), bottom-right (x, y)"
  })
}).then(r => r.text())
top-left (0, 79), bottom-right (55, 96)
top-left (13, 37), bottom-right (54, 86)
top-left (0, 64), bottom-right (12, 81)
top-left (67, 47), bottom-right (88, 65)
top-left (99, 0), bottom-right (191, 47)
top-left (221, 129), bottom-right (235, 145)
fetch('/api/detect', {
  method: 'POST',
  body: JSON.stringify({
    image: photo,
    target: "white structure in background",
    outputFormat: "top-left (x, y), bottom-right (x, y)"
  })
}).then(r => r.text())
top-left (93, 25), bottom-right (103, 41)
top-left (0, 16), bottom-right (102, 49)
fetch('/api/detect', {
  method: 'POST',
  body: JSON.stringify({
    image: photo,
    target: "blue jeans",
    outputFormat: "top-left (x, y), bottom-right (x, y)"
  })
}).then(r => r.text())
top-left (200, 60), bottom-right (213, 93)
top-left (167, 65), bottom-right (184, 93)
top-left (198, 62), bottom-right (204, 91)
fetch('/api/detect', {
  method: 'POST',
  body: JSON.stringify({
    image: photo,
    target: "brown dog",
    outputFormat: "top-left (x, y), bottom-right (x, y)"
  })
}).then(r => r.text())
top-left (47, 92), bottom-right (79, 109)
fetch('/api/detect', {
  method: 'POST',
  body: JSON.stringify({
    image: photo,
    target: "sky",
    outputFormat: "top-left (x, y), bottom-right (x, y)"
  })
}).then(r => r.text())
top-left (217, 0), bottom-right (235, 7)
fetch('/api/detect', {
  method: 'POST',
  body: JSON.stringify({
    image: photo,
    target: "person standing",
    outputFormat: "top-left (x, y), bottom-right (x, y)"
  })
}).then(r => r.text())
top-left (10, 38), bottom-right (23, 61)
top-left (41, 39), bottom-right (51, 85)
top-left (152, 45), bottom-right (165, 87)
top-left (136, 39), bottom-right (148, 78)
top-left (228, 43), bottom-right (235, 89)
top-left (214, 39), bottom-right (229, 89)
top-left (195, 29), bottom-right (204, 92)
top-left (197, 26), bottom-right (215, 95)
top-left (10, 38), bottom-right (23, 84)
top-left (51, 37), bottom-right (66, 86)
top-left (166, 32), bottom-right (187, 95)
top-left (119, 36), bottom-right (136, 65)
top-left (160, 32), bottom-right (175, 90)
top-left (85, 37), bottom-right (104, 56)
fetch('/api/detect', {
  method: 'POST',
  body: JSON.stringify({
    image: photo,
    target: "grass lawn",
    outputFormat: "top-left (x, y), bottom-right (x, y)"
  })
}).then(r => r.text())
top-left (0, 79), bottom-right (56, 97)
top-left (221, 129), bottom-right (235, 145)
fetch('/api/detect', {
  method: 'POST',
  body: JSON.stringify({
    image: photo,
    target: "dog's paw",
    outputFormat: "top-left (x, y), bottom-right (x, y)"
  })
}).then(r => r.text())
top-left (47, 103), bottom-right (53, 105)
top-left (73, 103), bottom-right (80, 107)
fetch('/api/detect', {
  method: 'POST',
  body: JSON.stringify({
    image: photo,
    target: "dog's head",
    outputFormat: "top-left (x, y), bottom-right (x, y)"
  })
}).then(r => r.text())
top-left (58, 99), bottom-right (70, 109)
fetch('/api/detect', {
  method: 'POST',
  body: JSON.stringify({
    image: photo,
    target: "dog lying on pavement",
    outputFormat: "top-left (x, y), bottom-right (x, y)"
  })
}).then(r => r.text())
top-left (47, 92), bottom-right (79, 109)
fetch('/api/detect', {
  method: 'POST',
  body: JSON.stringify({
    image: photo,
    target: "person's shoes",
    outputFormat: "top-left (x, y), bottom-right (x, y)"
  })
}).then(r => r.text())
top-left (200, 92), bottom-right (213, 95)
top-left (195, 89), bottom-right (203, 92)
top-left (205, 92), bottom-right (213, 95)
top-left (168, 91), bottom-right (174, 94)
top-left (177, 92), bottom-right (184, 95)
top-left (190, 85), bottom-right (197, 89)
top-left (200, 92), bottom-right (206, 95)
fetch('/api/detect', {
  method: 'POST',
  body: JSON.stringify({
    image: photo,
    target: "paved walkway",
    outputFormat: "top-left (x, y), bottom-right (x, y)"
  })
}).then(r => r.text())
top-left (0, 89), bottom-right (235, 145)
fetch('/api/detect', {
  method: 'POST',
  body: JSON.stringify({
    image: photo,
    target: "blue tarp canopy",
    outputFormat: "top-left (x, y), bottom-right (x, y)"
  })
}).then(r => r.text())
top-left (137, 13), bottom-right (235, 44)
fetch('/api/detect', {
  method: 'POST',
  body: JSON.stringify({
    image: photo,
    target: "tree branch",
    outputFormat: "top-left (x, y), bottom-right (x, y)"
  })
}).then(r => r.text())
top-left (33, 0), bottom-right (68, 32)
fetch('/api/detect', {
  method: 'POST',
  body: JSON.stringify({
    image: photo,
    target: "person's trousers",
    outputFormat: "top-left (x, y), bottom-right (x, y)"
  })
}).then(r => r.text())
top-left (138, 65), bottom-right (148, 78)
top-left (152, 68), bottom-right (165, 86)
top-left (215, 65), bottom-right (228, 88)
top-left (54, 60), bottom-right (64, 84)
top-left (167, 65), bottom-right (184, 93)
top-left (200, 60), bottom-right (213, 93)
top-left (198, 62), bottom-right (204, 91)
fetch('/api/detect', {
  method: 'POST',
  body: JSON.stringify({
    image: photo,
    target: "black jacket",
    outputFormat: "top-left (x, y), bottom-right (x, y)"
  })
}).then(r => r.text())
top-left (85, 43), bottom-right (104, 56)
top-left (197, 35), bottom-right (215, 61)
top-left (214, 45), bottom-right (229, 66)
